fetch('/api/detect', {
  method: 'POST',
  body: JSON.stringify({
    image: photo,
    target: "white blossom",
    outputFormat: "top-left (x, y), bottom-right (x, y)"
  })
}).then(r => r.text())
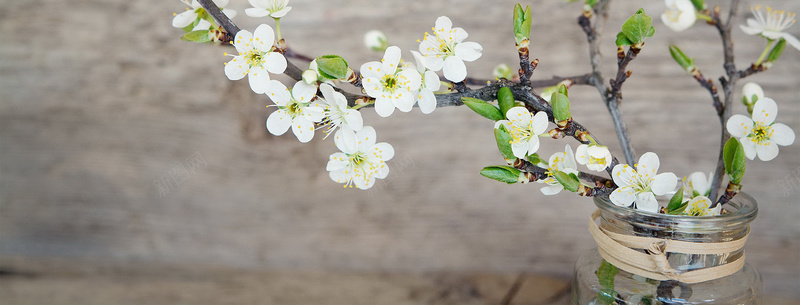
top-left (360, 46), bottom-right (422, 117)
top-left (660, 0), bottom-right (697, 32)
top-left (418, 16), bottom-right (483, 82)
top-left (495, 107), bottom-right (549, 159)
top-left (539, 144), bottom-right (579, 195)
top-left (265, 80), bottom-right (324, 143)
top-left (742, 82), bottom-right (764, 107)
top-left (364, 30), bottom-right (389, 52)
top-left (246, 0), bottom-right (291, 19)
top-left (318, 83), bottom-right (363, 136)
top-left (173, 0), bottom-right (236, 31)
top-left (224, 24), bottom-right (287, 94)
top-left (610, 152), bottom-right (678, 213)
top-left (740, 5), bottom-right (800, 51)
top-left (410, 50), bottom-right (441, 114)
top-left (685, 172), bottom-right (712, 198)
top-left (683, 196), bottom-right (721, 216)
top-left (575, 144), bottom-right (613, 172)
top-left (327, 126), bottom-right (394, 190)
top-left (727, 97), bottom-right (795, 161)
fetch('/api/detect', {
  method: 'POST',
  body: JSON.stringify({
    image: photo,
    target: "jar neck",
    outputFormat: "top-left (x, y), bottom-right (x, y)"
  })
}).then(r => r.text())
top-left (594, 193), bottom-right (757, 241)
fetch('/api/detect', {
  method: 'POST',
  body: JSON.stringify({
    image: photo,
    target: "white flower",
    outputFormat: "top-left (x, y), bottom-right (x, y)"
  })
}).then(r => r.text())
top-left (740, 5), bottom-right (800, 51)
top-left (685, 171), bottom-right (712, 198)
top-left (575, 144), bottom-right (613, 172)
top-left (360, 46), bottom-right (422, 117)
top-left (410, 50), bottom-right (441, 114)
top-left (660, 0), bottom-right (697, 32)
top-left (327, 126), bottom-right (394, 190)
top-left (319, 83), bottom-right (363, 136)
top-left (224, 24), bottom-right (288, 94)
top-left (418, 16), bottom-right (483, 82)
top-left (539, 144), bottom-right (579, 195)
top-left (742, 82), bottom-right (764, 106)
top-left (495, 107), bottom-right (549, 159)
top-left (683, 196), bottom-right (721, 216)
top-left (245, 0), bottom-right (291, 19)
top-left (265, 80), bottom-right (324, 143)
top-left (364, 30), bottom-right (389, 52)
top-left (610, 152), bottom-right (678, 213)
top-left (173, 0), bottom-right (236, 31)
top-left (727, 97), bottom-right (795, 161)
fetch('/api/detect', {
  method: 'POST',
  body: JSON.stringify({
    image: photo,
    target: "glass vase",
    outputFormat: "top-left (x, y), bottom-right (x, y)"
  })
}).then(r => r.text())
top-left (572, 193), bottom-right (762, 304)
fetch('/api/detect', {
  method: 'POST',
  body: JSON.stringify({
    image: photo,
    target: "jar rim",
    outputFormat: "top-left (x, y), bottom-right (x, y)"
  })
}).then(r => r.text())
top-left (593, 192), bottom-right (758, 230)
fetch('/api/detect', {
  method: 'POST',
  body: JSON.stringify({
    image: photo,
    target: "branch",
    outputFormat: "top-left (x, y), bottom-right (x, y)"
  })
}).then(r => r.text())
top-left (708, 0), bottom-right (741, 201)
top-left (512, 159), bottom-right (616, 197)
top-left (690, 67), bottom-right (723, 115)
top-left (197, 0), bottom-right (239, 37)
top-left (579, 0), bottom-right (637, 167)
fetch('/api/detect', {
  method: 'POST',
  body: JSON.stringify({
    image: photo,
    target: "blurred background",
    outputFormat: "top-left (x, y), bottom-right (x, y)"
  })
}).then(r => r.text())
top-left (1, 0), bottom-right (798, 304)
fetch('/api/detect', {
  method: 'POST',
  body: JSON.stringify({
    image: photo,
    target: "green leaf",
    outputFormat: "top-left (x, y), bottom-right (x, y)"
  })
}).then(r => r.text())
top-left (513, 4), bottom-right (532, 44)
top-left (181, 30), bottom-right (212, 42)
top-left (596, 260), bottom-right (618, 305)
top-left (480, 165), bottom-right (521, 184)
top-left (723, 138), bottom-right (746, 184)
top-left (615, 32), bottom-right (633, 46)
top-left (527, 153), bottom-right (546, 166)
top-left (556, 84), bottom-right (569, 98)
top-left (497, 87), bottom-right (515, 117)
top-left (316, 55), bottom-right (349, 80)
top-left (462, 97), bottom-right (504, 121)
top-left (585, 0), bottom-right (598, 7)
top-left (669, 44), bottom-right (695, 72)
top-left (666, 188), bottom-right (685, 213)
top-left (618, 8), bottom-right (655, 46)
top-left (554, 171), bottom-right (580, 192)
top-left (668, 201), bottom-right (689, 215)
top-left (494, 127), bottom-right (515, 160)
top-left (551, 92), bottom-right (571, 122)
top-left (767, 38), bottom-right (787, 64)
top-left (690, 0), bottom-right (706, 10)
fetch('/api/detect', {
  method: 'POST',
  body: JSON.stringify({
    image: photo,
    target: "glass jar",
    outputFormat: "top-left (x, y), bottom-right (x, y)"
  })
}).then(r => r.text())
top-left (572, 193), bottom-right (762, 304)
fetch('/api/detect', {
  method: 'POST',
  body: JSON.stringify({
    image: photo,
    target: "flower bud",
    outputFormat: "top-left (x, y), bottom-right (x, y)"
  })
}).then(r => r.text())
top-left (363, 30), bottom-right (389, 52)
top-left (302, 70), bottom-right (318, 84)
top-left (741, 82), bottom-right (763, 114)
top-left (492, 64), bottom-right (513, 80)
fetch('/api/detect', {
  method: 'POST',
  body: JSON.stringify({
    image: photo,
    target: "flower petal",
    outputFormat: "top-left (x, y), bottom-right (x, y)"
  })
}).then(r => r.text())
top-left (292, 117), bottom-right (315, 143)
top-left (611, 164), bottom-right (635, 187)
top-left (270, 6), bottom-right (292, 18)
top-left (266, 80), bottom-right (290, 106)
top-left (540, 184), bottom-right (564, 195)
top-left (511, 142), bottom-right (529, 159)
top-left (253, 24), bottom-right (276, 49)
top-left (610, 186), bottom-right (636, 207)
top-left (172, 10), bottom-right (197, 28)
top-left (221, 8), bottom-right (236, 19)
top-left (374, 97), bottom-right (395, 118)
top-left (635, 192), bottom-right (659, 213)
top-left (752, 97), bottom-right (777, 125)
top-left (526, 136), bottom-right (541, 156)
top-left (357, 126), bottom-right (377, 151)
top-left (778, 33), bottom-right (800, 51)
top-left (770, 123), bottom-right (795, 146)
top-left (726, 114), bottom-right (753, 138)
top-left (344, 110), bottom-right (363, 131)
top-left (434, 16), bottom-right (452, 32)
top-left (651, 172), bottom-right (678, 196)
top-left (248, 66), bottom-right (271, 94)
top-left (334, 126), bottom-right (358, 154)
top-left (741, 137), bottom-right (758, 160)
top-left (417, 89), bottom-right (436, 114)
top-left (424, 70), bottom-right (441, 91)
top-left (233, 30), bottom-right (253, 54)
top-left (266, 110), bottom-right (291, 136)
top-left (329, 168), bottom-right (349, 184)
top-left (327, 152), bottom-right (348, 171)
top-left (360, 62), bottom-right (383, 79)
top-left (382, 46), bottom-right (402, 74)
top-left (755, 140), bottom-right (779, 161)
top-left (575, 144), bottom-right (590, 165)
top-left (292, 81), bottom-right (318, 103)
top-left (245, 8), bottom-right (269, 18)
top-left (303, 106), bottom-right (325, 123)
top-left (636, 152), bottom-right (660, 178)
top-left (506, 107), bottom-right (532, 124)
top-left (531, 111), bottom-right (549, 135)
top-left (454, 42), bottom-right (483, 62)
top-left (393, 91), bottom-right (415, 113)
top-left (263, 52), bottom-right (287, 74)
top-left (362, 76), bottom-right (383, 98)
top-left (442, 56), bottom-right (467, 82)
top-left (224, 56), bottom-right (248, 80)
top-left (370, 142), bottom-right (394, 161)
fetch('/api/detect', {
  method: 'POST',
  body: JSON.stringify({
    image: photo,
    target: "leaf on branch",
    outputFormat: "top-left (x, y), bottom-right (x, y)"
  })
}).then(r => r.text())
top-left (494, 126), bottom-right (515, 160)
top-left (497, 87), bottom-right (515, 117)
top-left (723, 138), bottom-right (746, 184)
top-left (551, 91), bottom-right (571, 122)
top-left (554, 171), bottom-right (580, 192)
top-left (527, 153), bottom-right (546, 166)
top-left (181, 30), bottom-right (212, 42)
top-left (513, 4), bottom-right (532, 44)
top-left (480, 165), bottom-right (521, 184)
top-left (766, 38), bottom-right (787, 66)
top-left (462, 97), bottom-right (504, 121)
top-left (617, 8), bottom-right (655, 46)
top-left (669, 44), bottom-right (695, 72)
top-left (316, 55), bottom-right (349, 80)
top-left (667, 188), bottom-right (688, 215)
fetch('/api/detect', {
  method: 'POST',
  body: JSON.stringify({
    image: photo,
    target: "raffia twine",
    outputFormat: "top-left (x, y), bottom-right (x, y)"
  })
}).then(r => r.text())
top-left (588, 210), bottom-right (749, 284)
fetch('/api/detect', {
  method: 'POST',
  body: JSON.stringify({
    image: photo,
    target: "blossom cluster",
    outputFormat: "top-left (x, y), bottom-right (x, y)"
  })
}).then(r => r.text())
top-left (173, 0), bottom-right (797, 215)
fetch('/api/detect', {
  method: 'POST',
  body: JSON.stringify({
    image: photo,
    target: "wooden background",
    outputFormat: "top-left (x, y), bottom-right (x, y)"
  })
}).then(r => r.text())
top-left (1, 0), bottom-right (799, 302)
